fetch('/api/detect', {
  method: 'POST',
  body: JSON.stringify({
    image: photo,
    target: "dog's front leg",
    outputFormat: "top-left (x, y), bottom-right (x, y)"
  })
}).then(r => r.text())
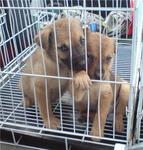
top-left (115, 83), bottom-right (130, 133)
top-left (35, 78), bottom-right (60, 129)
top-left (90, 83), bottom-right (113, 140)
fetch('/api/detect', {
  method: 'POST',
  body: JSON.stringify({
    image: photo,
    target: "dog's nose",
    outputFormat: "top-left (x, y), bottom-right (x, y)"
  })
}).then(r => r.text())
top-left (78, 59), bottom-right (86, 66)
top-left (94, 73), bottom-right (101, 80)
top-left (72, 55), bottom-right (86, 71)
top-left (95, 68), bottom-right (105, 80)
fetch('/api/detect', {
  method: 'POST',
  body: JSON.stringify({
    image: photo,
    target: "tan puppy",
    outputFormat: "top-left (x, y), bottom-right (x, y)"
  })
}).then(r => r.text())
top-left (18, 18), bottom-right (88, 129)
top-left (70, 32), bottom-right (130, 139)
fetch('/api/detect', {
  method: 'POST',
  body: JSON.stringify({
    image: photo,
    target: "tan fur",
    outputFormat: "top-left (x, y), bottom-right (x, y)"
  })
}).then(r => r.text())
top-left (69, 31), bottom-right (130, 140)
top-left (18, 18), bottom-right (86, 129)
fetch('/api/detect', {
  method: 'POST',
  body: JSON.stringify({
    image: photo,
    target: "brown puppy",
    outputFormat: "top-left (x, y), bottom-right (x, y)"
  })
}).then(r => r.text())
top-left (70, 32), bottom-right (130, 139)
top-left (18, 18), bottom-right (87, 129)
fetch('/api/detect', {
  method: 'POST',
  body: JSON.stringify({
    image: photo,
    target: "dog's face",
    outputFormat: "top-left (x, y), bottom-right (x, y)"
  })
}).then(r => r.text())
top-left (87, 32), bottom-right (115, 80)
top-left (35, 18), bottom-right (87, 71)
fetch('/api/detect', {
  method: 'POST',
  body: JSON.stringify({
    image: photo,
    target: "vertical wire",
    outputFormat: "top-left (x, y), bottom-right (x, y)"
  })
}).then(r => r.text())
top-left (105, 0), bottom-right (108, 23)
top-left (25, 4), bottom-right (42, 127)
top-left (137, 50), bottom-right (143, 141)
top-left (77, 0), bottom-right (79, 6)
top-left (11, 0), bottom-right (23, 54)
top-left (0, 2), bottom-right (5, 121)
top-left (17, 0), bottom-right (30, 126)
top-left (126, 0), bottom-right (137, 142)
top-left (97, 0), bottom-right (102, 138)
top-left (56, 0), bottom-right (61, 16)
top-left (7, 1), bottom-right (20, 65)
top-left (71, 0), bottom-right (73, 7)
top-left (83, 0), bottom-right (90, 136)
top-left (126, 0), bottom-right (129, 39)
top-left (120, 0), bottom-right (122, 8)
top-left (91, 0), bottom-right (93, 23)
top-left (5, 1), bottom-right (19, 123)
top-left (27, 0), bottom-right (37, 42)
top-left (2, 11), bottom-right (14, 62)
top-left (24, 1), bottom-right (39, 127)
top-left (1, 7), bottom-right (15, 63)
top-left (0, 47), bottom-right (5, 67)
top-left (8, 75), bottom-right (16, 123)
top-left (17, 0), bottom-right (27, 52)
top-left (120, 0), bottom-right (122, 38)
top-left (65, 138), bottom-right (68, 150)
top-left (19, 1), bottom-right (35, 126)
top-left (66, 11), bottom-right (76, 132)
top-left (51, 0), bottom-right (63, 131)
top-left (113, 2), bottom-right (117, 139)
top-left (0, 15), bottom-right (7, 67)
top-left (0, 67), bottom-right (4, 121)
top-left (112, 0), bottom-right (118, 139)
top-left (15, 0), bottom-right (25, 53)
top-left (64, 0), bottom-right (66, 7)
top-left (36, 5), bottom-right (51, 128)
top-left (1, 14), bottom-right (9, 66)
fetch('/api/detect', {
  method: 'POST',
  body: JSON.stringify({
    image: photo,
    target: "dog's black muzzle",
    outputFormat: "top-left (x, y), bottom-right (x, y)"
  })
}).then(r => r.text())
top-left (94, 70), bottom-right (105, 80)
top-left (62, 54), bottom-right (94, 71)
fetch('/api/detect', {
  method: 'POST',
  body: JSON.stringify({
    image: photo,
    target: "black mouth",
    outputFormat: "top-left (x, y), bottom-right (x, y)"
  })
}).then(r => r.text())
top-left (61, 56), bottom-right (85, 71)
top-left (87, 54), bottom-right (94, 65)
top-left (61, 54), bottom-right (94, 71)
top-left (94, 73), bottom-right (104, 80)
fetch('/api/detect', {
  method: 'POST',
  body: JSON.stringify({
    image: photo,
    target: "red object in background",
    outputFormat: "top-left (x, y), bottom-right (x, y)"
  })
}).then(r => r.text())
top-left (0, 42), bottom-right (16, 69)
top-left (128, 0), bottom-right (134, 36)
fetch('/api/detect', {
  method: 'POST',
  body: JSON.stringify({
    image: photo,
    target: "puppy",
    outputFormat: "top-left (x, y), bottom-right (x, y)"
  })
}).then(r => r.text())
top-left (18, 18), bottom-right (88, 129)
top-left (70, 32), bottom-right (130, 139)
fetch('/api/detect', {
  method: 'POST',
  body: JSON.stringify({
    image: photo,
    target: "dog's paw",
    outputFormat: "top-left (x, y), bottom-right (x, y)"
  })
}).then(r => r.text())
top-left (45, 117), bottom-right (60, 129)
top-left (115, 119), bottom-right (124, 133)
top-left (74, 71), bottom-right (92, 90)
top-left (90, 127), bottom-right (104, 141)
top-left (22, 97), bottom-right (32, 107)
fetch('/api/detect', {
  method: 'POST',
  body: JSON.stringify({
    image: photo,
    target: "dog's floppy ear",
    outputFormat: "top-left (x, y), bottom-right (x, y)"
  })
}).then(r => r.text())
top-left (35, 26), bottom-right (53, 50)
top-left (106, 37), bottom-right (117, 54)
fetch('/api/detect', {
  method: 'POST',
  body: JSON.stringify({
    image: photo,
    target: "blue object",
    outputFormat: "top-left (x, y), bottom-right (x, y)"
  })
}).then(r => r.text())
top-left (89, 23), bottom-right (97, 32)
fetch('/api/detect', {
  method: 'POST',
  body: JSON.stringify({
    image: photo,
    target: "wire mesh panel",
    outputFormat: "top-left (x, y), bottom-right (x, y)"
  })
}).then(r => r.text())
top-left (136, 47), bottom-right (143, 143)
top-left (131, 1), bottom-right (143, 147)
top-left (0, 0), bottom-right (139, 149)
top-left (135, 5), bottom-right (143, 144)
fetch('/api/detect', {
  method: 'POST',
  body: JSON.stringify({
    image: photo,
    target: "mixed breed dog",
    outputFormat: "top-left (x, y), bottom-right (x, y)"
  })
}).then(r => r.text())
top-left (18, 18), bottom-right (130, 140)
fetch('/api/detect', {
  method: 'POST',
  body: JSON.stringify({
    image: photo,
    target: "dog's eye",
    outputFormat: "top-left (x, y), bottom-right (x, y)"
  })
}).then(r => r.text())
top-left (80, 37), bottom-right (85, 44)
top-left (106, 56), bottom-right (112, 63)
top-left (88, 54), bottom-right (94, 63)
top-left (58, 44), bottom-right (69, 52)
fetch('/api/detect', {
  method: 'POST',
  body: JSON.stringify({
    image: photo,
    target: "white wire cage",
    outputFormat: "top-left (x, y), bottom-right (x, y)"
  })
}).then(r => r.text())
top-left (0, 0), bottom-right (141, 149)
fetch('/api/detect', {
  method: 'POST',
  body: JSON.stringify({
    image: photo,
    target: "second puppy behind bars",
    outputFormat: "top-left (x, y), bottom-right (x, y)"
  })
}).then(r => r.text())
top-left (69, 31), bottom-right (130, 140)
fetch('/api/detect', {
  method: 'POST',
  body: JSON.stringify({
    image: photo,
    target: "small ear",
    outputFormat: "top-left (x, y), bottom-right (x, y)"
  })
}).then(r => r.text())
top-left (35, 26), bottom-right (53, 50)
top-left (106, 36), bottom-right (117, 54)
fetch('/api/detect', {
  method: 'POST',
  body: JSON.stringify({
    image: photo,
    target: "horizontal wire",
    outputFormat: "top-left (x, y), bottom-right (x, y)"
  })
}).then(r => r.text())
top-left (0, 6), bottom-right (133, 11)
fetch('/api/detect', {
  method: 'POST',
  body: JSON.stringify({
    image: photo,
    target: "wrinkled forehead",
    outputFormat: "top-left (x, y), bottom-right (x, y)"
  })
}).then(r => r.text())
top-left (102, 38), bottom-right (115, 57)
top-left (54, 19), bottom-right (83, 42)
top-left (93, 35), bottom-right (115, 57)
